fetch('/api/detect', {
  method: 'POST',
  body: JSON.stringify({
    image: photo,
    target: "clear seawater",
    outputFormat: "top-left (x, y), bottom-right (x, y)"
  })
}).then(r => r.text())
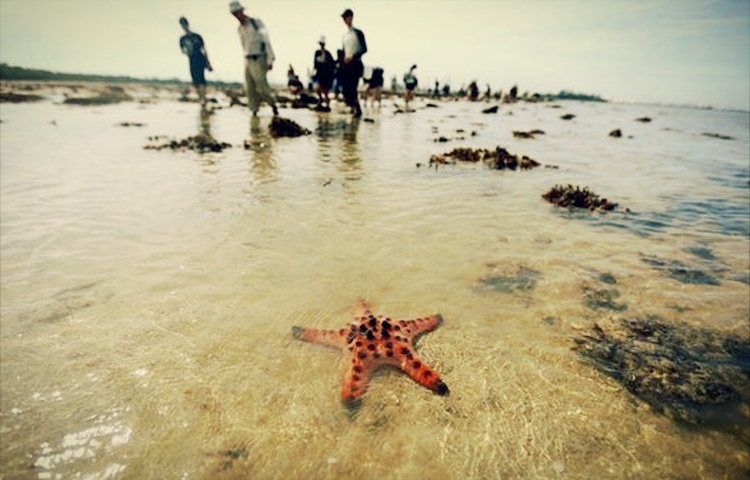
top-left (1, 88), bottom-right (748, 479)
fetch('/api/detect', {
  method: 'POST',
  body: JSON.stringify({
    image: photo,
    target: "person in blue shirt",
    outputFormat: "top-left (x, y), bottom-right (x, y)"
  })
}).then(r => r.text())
top-left (179, 17), bottom-right (212, 106)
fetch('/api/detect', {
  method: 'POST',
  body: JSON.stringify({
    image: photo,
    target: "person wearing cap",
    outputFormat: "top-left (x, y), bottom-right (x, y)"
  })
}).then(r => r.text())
top-left (340, 8), bottom-right (367, 118)
top-left (179, 17), bottom-right (212, 106)
top-left (229, 1), bottom-right (278, 116)
top-left (312, 35), bottom-right (335, 110)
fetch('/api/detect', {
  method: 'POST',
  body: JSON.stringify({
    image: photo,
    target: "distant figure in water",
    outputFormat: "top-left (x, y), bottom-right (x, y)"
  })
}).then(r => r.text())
top-left (363, 67), bottom-right (384, 108)
top-left (179, 17), bottom-right (212, 106)
top-left (287, 65), bottom-right (304, 96)
top-left (312, 35), bottom-right (335, 109)
top-left (403, 64), bottom-right (418, 107)
top-left (467, 81), bottom-right (479, 101)
top-left (507, 84), bottom-right (518, 103)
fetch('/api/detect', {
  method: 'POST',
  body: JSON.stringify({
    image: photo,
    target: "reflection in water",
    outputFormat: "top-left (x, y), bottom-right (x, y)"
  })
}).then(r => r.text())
top-left (341, 118), bottom-right (361, 169)
top-left (196, 106), bottom-right (218, 171)
top-left (246, 116), bottom-right (276, 184)
top-left (198, 105), bottom-right (214, 136)
top-left (314, 115), bottom-right (363, 181)
top-left (340, 119), bottom-right (363, 186)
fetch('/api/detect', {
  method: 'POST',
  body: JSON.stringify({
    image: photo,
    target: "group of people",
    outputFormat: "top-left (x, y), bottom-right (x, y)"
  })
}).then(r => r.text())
top-left (179, 3), bottom-right (369, 118)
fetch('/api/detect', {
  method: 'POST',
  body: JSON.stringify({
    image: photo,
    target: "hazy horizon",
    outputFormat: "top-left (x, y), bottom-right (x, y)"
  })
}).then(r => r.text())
top-left (1, 0), bottom-right (748, 111)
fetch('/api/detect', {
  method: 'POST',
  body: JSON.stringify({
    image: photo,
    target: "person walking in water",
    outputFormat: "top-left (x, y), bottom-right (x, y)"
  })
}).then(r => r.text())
top-left (229, 1), bottom-right (278, 117)
top-left (312, 35), bottom-right (335, 110)
top-left (340, 8), bottom-right (367, 118)
top-left (403, 64), bottom-right (418, 107)
top-left (179, 16), bottom-right (212, 106)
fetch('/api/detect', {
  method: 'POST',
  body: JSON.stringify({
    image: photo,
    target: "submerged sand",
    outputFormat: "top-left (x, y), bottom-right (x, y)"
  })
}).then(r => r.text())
top-left (0, 81), bottom-right (748, 479)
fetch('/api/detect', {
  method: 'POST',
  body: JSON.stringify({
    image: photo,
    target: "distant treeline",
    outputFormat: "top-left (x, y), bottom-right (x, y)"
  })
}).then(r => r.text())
top-left (550, 90), bottom-right (606, 102)
top-left (0, 63), bottom-right (242, 89)
top-left (1, 63), bottom-right (606, 102)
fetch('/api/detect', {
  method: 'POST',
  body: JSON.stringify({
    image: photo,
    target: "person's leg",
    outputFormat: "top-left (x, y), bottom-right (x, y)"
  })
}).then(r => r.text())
top-left (351, 73), bottom-right (362, 117)
top-left (248, 59), bottom-right (277, 115)
top-left (245, 59), bottom-right (260, 114)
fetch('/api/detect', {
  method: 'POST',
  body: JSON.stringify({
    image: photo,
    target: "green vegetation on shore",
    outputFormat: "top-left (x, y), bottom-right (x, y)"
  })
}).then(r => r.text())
top-left (548, 90), bottom-right (606, 102)
top-left (0, 63), bottom-right (242, 89)
top-left (1, 63), bottom-right (606, 102)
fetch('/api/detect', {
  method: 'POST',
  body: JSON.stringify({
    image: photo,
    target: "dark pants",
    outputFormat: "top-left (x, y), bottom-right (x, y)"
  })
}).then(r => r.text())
top-left (341, 60), bottom-right (363, 111)
top-left (189, 57), bottom-right (207, 86)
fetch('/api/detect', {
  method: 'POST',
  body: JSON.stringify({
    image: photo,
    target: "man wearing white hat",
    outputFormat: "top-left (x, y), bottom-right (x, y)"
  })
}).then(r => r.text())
top-left (229, 1), bottom-right (278, 116)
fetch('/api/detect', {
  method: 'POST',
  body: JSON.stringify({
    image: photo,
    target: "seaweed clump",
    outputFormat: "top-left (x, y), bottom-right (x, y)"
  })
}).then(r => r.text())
top-left (269, 116), bottom-right (311, 138)
top-left (429, 146), bottom-right (540, 170)
top-left (573, 316), bottom-right (749, 438)
top-left (144, 133), bottom-right (231, 153)
top-left (542, 184), bottom-right (618, 211)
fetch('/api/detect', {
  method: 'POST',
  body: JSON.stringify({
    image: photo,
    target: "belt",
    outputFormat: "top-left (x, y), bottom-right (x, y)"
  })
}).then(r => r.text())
top-left (245, 54), bottom-right (262, 60)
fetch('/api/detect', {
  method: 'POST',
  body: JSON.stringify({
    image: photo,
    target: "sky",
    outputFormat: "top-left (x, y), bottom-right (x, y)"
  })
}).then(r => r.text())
top-left (1, 0), bottom-right (748, 110)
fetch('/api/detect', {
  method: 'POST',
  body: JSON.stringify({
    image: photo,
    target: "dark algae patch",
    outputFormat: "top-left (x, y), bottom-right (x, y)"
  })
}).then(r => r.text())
top-left (542, 184), bottom-right (618, 212)
top-left (641, 254), bottom-right (720, 286)
top-left (581, 283), bottom-right (627, 311)
top-left (428, 146), bottom-right (541, 170)
top-left (269, 116), bottom-right (311, 138)
top-left (581, 272), bottom-right (626, 311)
top-left (574, 316), bottom-right (750, 440)
top-left (144, 133), bottom-right (232, 153)
top-left (476, 265), bottom-right (541, 294)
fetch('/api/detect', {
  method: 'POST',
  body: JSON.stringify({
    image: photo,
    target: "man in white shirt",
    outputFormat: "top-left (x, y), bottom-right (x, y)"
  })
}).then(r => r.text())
top-left (229, 1), bottom-right (278, 116)
top-left (340, 8), bottom-right (367, 118)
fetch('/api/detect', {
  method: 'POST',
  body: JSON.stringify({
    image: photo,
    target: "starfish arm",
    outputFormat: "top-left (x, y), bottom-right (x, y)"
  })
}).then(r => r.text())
top-left (292, 326), bottom-right (346, 349)
top-left (399, 349), bottom-right (450, 396)
top-left (396, 313), bottom-right (444, 338)
top-left (341, 357), bottom-right (374, 409)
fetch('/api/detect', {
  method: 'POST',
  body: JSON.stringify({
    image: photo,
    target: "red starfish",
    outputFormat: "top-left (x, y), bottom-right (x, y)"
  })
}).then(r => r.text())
top-left (292, 300), bottom-right (450, 408)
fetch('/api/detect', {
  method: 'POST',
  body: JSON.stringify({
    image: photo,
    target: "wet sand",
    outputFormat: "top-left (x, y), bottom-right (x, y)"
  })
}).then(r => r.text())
top-left (1, 81), bottom-right (749, 479)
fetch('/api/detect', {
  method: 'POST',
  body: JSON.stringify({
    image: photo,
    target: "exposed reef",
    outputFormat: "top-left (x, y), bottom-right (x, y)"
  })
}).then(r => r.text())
top-left (513, 129), bottom-right (545, 139)
top-left (269, 116), bottom-right (311, 138)
top-left (428, 146), bottom-right (541, 170)
top-left (144, 133), bottom-right (231, 153)
top-left (542, 184), bottom-right (618, 211)
top-left (0, 91), bottom-right (45, 103)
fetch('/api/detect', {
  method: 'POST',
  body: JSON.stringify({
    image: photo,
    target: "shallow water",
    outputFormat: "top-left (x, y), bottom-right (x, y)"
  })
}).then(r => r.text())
top-left (1, 91), bottom-right (749, 479)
